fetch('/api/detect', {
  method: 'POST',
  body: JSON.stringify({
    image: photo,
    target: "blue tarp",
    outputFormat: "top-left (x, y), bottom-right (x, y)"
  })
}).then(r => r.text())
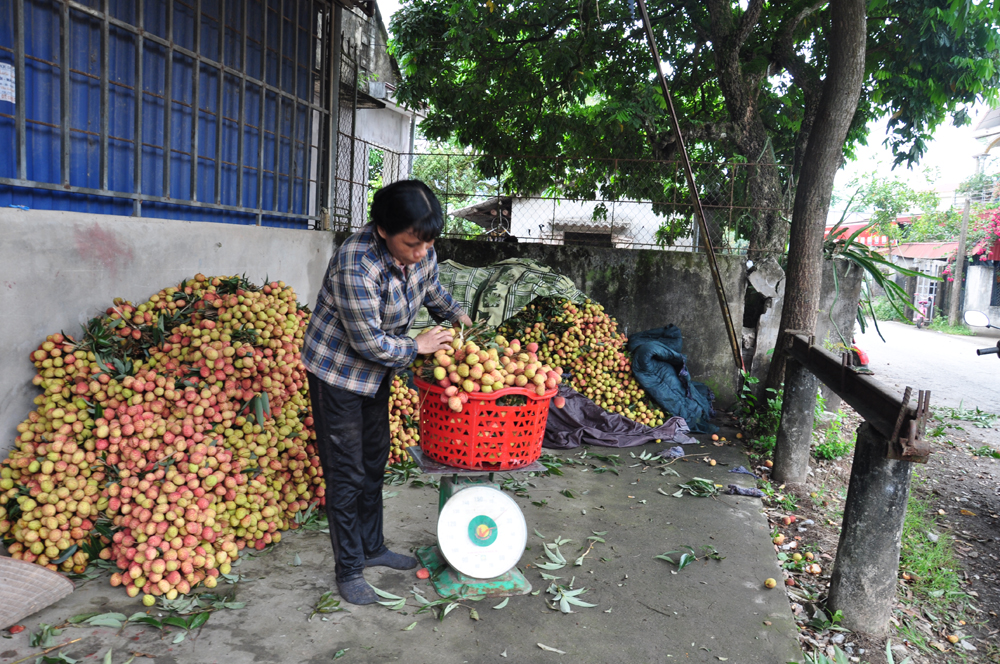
top-left (627, 325), bottom-right (718, 434)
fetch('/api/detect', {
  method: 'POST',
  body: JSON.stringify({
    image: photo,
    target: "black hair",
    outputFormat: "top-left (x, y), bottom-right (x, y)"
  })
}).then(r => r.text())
top-left (370, 179), bottom-right (444, 241)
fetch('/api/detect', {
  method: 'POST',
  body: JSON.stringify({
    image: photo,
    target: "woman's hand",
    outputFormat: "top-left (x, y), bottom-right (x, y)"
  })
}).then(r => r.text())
top-left (456, 314), bottom-right (473, 328)
top-left (415, 326), bottom-right (454, 355)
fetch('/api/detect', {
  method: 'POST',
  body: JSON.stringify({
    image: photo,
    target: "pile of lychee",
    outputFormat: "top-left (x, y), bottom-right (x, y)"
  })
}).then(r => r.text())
top-left (414, 331), bottom-right (564, 412)
top-left (387, 375), bottom-right (420, 466)
top-left (0, 275), bottom-right (325, 603)
top-left (498, 297), bottom-right (666, 425)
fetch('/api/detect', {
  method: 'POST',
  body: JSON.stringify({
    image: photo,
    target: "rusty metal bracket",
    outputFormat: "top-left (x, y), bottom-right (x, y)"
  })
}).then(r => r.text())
top-left (886, 387), bottom-right (931, 464)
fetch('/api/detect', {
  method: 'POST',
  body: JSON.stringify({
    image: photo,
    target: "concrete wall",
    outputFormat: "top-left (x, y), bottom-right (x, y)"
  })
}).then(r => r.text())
top-left (0, 209), bottom-right (336, 457)
top-left (430, 239), bottom-right (747, 407)
top-left (966, 264), bottom-right (993, 314)
top-left (748, 258), bottom-right (863, 396)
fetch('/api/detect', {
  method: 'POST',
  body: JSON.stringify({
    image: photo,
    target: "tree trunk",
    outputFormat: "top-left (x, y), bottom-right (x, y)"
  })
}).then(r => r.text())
top-left (704, 0), bottom-right (790, 262)
top-left (768, 0), bottom-right (867, 482)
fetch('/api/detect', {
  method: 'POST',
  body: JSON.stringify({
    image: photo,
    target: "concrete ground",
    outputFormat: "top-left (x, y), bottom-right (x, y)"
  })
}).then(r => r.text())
top-left (1, 427), bottom-right (802, 664)
top-left (857, 320), bottom-right (1000, 412)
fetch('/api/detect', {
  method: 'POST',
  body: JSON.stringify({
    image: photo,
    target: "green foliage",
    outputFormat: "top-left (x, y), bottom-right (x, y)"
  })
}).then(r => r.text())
top-left (391, 0), bottom-right (1000, 249)
top-left (738, 372), bottom-right (781, 454)
top-left (825, 214), bottom-right (938, 340)
top-left (926, 315), bottom-right (975, 336)
top-left (899, 488), bottom-right (969, 613)
top-left (847, 171), bottom-right (940, 239)
top-left (813, 411), bottom-right (855, 461)
top-left (870, 295), bottom-right (905, 322)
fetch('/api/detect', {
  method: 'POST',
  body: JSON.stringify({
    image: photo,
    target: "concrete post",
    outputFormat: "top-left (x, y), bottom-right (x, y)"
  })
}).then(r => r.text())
top-left (772, 358), bottom-right (819, 484)
top-left (827, 422), bottom-right (912, 635)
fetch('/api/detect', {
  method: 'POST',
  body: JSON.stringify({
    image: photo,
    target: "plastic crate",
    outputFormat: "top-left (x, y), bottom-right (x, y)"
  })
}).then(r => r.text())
top-left (415, 378), bottom-right (556, 471)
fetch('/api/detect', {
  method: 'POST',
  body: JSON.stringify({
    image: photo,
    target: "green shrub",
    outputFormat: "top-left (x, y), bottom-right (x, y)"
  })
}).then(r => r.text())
top-left (871, 295), bottom-right (905, 321)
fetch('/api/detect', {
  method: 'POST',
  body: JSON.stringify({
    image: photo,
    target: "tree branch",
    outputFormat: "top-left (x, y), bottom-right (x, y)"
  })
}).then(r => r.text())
top-left (735, 0), bottom-right (765, 51)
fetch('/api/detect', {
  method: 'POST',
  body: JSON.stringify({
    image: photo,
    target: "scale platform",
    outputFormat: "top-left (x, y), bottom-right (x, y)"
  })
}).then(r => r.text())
top-left (415, 545), bottom-right (532, 598)
top-left (407, 447), bottom-right (541, 599)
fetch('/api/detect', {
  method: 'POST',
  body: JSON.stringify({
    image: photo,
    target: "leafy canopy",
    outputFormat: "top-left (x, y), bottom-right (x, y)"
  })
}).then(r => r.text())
top-left (390, 0), bottom-right (1000, 227)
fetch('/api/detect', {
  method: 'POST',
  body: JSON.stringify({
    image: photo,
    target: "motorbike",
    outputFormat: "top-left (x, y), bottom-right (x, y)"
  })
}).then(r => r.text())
top-left (963, 310), bottom-right (1000, 356)
top-left (914, 300), bottom-right (930, 329)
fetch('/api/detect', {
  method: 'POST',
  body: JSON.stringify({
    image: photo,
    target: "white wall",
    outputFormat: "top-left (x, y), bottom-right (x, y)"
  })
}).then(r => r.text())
top-left (966, 264), bottom-right (992, 313)
top-left (0, 210), bottom-right (336, 456)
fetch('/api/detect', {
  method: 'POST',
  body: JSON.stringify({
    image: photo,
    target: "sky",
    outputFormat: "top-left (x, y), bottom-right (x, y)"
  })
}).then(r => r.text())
top-left (833, 106), bottom-right (993, 214)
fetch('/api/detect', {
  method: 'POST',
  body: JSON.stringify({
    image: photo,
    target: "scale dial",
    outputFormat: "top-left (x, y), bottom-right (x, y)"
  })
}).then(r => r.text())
top-left (437, 485), bottom-right (527, 579)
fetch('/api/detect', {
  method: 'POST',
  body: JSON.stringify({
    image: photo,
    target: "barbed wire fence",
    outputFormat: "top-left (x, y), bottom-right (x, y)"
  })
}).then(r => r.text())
top-left (332, 134), bottom-right (794, 254)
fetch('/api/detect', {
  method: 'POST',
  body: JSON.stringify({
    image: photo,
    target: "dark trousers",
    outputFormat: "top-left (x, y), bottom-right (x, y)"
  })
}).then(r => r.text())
top-left (307, 371), bottom-right (392, 583)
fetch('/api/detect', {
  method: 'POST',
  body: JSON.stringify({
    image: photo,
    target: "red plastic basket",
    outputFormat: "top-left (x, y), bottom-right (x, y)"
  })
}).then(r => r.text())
top-left (414, 377), bottom-right (557, 471)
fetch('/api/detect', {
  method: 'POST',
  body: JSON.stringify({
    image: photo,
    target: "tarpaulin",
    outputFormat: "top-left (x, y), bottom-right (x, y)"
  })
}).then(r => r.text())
top-left (627, 325), bottom-right (718, 434)
top-left (543, 385), bottom-right (697, 450)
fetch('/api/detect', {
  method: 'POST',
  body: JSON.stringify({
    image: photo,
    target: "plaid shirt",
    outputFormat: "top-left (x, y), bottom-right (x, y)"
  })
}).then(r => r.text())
top-left (302, 224), bottom-right (464, 396)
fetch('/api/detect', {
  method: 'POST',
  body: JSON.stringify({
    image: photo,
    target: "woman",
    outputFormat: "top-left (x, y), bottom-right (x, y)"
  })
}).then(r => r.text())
top-left (302, 180), bottom-right (472, 605)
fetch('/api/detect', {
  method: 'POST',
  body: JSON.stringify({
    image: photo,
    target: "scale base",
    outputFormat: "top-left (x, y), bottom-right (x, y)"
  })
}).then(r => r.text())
top-left (416, 546), bottom-right (532, 599)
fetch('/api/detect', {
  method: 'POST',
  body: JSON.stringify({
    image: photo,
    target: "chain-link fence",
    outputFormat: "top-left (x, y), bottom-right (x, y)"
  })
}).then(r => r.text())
top-left (332, 135), bottom-right (794, 253)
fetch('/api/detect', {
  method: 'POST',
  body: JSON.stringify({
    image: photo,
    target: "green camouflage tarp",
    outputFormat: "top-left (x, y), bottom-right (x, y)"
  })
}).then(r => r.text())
top-left (412, 258), bottom-right (586, 332)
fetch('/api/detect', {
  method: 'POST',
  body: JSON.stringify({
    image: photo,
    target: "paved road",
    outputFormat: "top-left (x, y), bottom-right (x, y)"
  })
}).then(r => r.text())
top-left (857, 320), bottom-right (1000, 414)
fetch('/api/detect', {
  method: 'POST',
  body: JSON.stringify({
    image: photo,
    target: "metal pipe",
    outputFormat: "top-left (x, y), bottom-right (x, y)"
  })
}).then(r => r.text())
top-left (326, 3), bottom-right (341, 226)
top-left (214, 0), bottom-right (225, 204)
top-left (255, 0), bottom-right (268, 224)
top-left (100, 0), bottom-right (110, 190)
top-left (300, 0), bottom-right (315, 218)
top-left (190, 0), bottom-right (202, 200)
top-left (347, 43), bottom-right (357, 226)
top-left (0, 175), bottom-right (318, 221)
top-left (60, 0), bottom-right (70, 185)
top-left (133, 0), bottom-right (144, 215)
top-left (236, 0), bottom-right (247, 208)
top-left (163, 0), bottom-right (174, 199)
top-left (634, 0), bottom-right (742, 371)
top-left (14, 0), bottom-right (26, 180)
top-left (288, 0), bottom-right (300, 215)
top-left (272, 0), bottom-right (283, 215)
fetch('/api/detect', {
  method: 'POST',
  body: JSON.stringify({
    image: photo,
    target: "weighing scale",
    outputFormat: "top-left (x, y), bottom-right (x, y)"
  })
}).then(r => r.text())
top-left (407, 447), bottom-right (544, 598)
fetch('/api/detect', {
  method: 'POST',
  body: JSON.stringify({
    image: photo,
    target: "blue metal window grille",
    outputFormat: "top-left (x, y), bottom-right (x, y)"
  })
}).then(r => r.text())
top-left (0, 0), bottom-right (333, 227)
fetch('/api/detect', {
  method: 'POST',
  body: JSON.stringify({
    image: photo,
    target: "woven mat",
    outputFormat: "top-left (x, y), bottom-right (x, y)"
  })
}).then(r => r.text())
top-left (0, 556), bottom-right (74, 630)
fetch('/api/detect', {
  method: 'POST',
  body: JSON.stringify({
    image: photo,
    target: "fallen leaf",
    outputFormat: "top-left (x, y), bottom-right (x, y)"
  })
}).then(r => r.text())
top-left (960, 509), bottom-right (976, 516)
top-left (403, 622), bottom-right (417, 631)
top-left (500, 650), bottom-right (508, 658)
top-left (493, 598), bottom-right (509, 610)
top-left (537, 643), bottom-right (566, 654)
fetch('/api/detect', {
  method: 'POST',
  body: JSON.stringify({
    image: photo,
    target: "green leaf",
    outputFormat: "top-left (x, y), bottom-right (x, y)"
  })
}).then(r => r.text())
top-left (371, 586), bottom-right (403, 601)
top-left (172, 631), bottom-right (187, 644)
top-left (85, 614), bottom-right (125, 628)
top-left (131, 616), bottom-right (162, 628)
top-left (188, 611), bottom-right (211, 631)
top-left (493, 598), bottom-right (509, 610)
top-left (162, 616), bottom-right (190, 630)
top-left (68, 612), bottom-right (102, 624)
top-left (469, 608), bottom-right (480, 621)
top-left (403, 621), bottom-right (418, 631)
top-left (333, 649), bottom-right (349, 659)
top-left (536, 561), bottom-right (566, 570)
top-left (103, 649), bottom-right (113, 664)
